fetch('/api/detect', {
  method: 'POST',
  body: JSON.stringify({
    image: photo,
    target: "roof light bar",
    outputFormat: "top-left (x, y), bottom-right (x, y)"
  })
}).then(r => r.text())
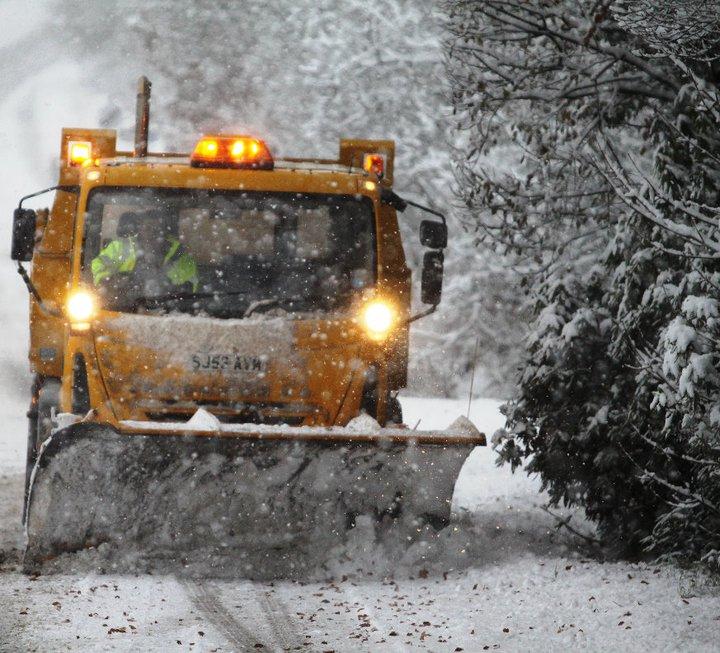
top-left (190, 135), bottom-right (274, 170)
top-left (67, 141), bottom-right (93, 167)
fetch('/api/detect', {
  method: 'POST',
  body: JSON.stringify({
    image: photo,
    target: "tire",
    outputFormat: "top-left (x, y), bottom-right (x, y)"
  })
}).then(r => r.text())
top-left (422, 513), bottom-right (450, 532)
top-left (359, 370), bottom-right (403, 426)
top-left (386, 396), bottom-right (403, 425)
top-left (23, 395), bottom-right (38, 523)
top-left (23, 379), bottom-right (60, 521)
top-left (36, 379), bottom-right (60, 447)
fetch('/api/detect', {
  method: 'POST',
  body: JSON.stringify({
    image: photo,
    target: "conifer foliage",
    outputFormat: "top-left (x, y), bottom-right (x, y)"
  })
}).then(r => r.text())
top-left (446, 0), bottom-right (720, 566)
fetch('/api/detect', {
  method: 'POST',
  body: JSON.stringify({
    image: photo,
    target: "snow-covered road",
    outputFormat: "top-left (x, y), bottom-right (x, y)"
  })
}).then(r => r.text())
top-left (0, 397), bottom-right (718, 651)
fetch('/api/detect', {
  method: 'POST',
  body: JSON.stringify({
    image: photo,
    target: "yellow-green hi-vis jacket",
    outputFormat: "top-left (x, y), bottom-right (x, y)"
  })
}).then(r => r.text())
top-left (91, 236), bottom-right (199, 291)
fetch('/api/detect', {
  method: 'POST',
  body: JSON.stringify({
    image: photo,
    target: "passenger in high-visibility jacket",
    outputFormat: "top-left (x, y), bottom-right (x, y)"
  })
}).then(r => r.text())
top-left (91, 211), bottom-right (199, 291)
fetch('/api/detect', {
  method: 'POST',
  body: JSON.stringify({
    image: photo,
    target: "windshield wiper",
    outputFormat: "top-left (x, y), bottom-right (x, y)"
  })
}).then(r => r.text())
top-left (111, 289), bottom-right (311, 316)
top-left (243, 297), bottom-right (279, 318)
top-left (123, 288), bottom-right (249, 309)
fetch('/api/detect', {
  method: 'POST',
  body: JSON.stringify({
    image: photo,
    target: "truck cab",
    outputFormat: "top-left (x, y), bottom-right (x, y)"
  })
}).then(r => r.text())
top-left (12, 128), bottom-right (446, 451)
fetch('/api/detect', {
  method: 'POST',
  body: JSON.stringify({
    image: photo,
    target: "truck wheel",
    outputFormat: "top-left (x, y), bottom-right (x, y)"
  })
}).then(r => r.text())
top-left (23, 393), bottom-right (39, 523)
top-left (387, 396), bottom-right (403, 425)
top-left (25, 380), bottom-right (60, 483)
top-left (24, 379), bottom-right (60, 523)
top-left (36, 379), bottom-right (61, 448)
top-left (360, 372), bottom-right (403, 425)
top-left (422, 513), bottom-right (450, 532)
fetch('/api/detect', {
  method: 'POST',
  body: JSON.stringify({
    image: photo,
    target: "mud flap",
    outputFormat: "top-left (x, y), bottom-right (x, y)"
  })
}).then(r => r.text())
top-left (24, 423), bottom-right (474, 577)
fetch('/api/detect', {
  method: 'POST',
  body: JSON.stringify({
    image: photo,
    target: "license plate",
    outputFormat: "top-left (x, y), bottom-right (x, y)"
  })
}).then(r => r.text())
top-left (191, 353), bottom-right (268, 373)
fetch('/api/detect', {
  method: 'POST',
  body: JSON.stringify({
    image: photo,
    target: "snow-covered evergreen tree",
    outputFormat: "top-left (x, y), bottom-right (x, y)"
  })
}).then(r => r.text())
top-left (446, 0), bottom-right (720, 565)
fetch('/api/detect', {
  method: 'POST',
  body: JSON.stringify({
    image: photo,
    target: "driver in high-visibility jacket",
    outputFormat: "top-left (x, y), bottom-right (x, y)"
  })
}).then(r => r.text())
top-left (91, 211), bottom-right (199, 292)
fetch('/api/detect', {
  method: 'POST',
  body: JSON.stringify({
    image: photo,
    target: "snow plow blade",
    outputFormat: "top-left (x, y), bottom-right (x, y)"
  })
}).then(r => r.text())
top-left (24, 419), bottom-right (485, 577)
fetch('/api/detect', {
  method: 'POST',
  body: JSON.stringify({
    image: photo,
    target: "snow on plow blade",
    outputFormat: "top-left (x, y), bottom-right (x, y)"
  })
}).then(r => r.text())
top-left (24, 418), bottom-right (485, 577)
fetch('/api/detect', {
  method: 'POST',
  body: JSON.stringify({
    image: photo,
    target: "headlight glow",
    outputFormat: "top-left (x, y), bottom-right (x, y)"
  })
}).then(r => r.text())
top-left (66, 289), bottom-right (96, 323)
top-left (362, 300), bottom-right (395, 340)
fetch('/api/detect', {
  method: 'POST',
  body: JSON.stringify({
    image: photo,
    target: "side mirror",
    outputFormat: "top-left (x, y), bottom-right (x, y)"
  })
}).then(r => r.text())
top-left (421, 250), bottom-right (444, 305)
top-left (11, 208), bottom-right (36, 261)
top-left (420, 220), bottom-right (447, 249)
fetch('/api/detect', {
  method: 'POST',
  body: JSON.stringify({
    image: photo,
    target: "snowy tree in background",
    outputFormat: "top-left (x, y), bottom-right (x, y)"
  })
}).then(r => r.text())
top-left (446, 0), bottom-right (720, 565)
top-left (57, 0), bottom-right (524, 397)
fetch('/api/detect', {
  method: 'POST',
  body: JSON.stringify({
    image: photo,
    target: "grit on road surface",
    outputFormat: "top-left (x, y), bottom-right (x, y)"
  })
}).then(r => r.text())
top-left (0, 397), bottom-right (719, 652)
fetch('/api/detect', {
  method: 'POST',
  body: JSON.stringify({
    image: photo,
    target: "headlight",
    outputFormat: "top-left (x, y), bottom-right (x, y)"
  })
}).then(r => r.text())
top-left (66, 289), bottom-right (96, 324)
top-left (361, 300), bottom-right (395, 340)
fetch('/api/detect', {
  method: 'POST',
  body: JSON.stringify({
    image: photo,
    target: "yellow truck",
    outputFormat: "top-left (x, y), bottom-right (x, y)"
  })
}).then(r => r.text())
top-left (12, 79), bottom-right (484, 574)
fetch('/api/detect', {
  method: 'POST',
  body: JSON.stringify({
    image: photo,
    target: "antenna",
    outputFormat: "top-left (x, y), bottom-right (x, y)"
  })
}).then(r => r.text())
top-left (466, 335), bottom-right (480, 419)
top-left (134, 76), bottom-right (151, 157)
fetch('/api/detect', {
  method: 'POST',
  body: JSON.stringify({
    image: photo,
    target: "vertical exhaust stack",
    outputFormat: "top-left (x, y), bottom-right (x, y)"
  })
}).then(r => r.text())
top-left (134, 76), bottom-right (151, 157)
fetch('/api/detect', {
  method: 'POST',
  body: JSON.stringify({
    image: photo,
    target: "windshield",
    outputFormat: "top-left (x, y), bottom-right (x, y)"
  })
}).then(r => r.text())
top-left (82, 187), bottom-right (376, 318)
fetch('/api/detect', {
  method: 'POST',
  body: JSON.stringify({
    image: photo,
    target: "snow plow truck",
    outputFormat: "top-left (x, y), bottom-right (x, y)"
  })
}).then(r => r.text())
top-left (12, 78), bottom-right (485, 575)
